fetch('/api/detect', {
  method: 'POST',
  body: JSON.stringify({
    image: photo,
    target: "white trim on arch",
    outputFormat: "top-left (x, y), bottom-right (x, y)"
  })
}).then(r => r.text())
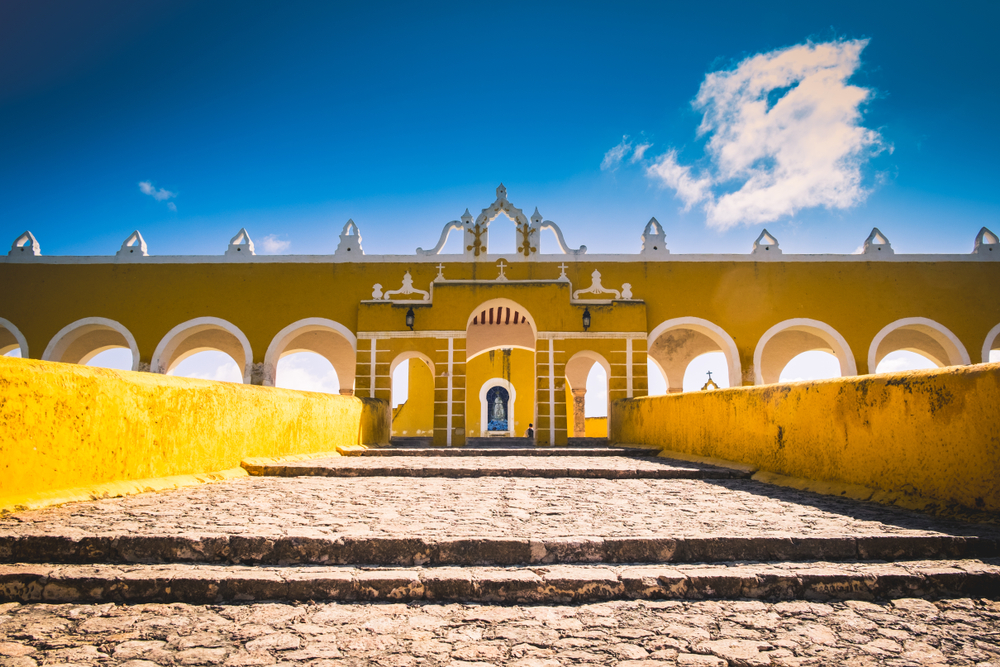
top-left (753, 318), bottom-right (857, 385)
top-left (151, 317), bottom-right (254, 383)
top-left (982, 323), bottom-right (1000, 364)
top-left (262, 317), bottom-right (358, 388)
top-left (868, 317), bottom-right (971, 372)
top-left (648, 317), bottom-right (742, 389)
top-left (389, 350), bottom-right (436, 409)
top-left (0, 317), bottom-right (29, 358)
top-left (42, 317), bottom-right (140, 371)
top-left (479, 377), bottom-right (516, 437)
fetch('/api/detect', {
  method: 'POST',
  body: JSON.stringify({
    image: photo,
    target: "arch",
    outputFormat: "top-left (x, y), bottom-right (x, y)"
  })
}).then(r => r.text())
top-left (42, 317), bottom-right (140, 371)
top-left (565, 350), bottom-right (612, 437)
top-left (0, 317), bottom-right (29, 357)
top-left (868, 317), bottom-right (970, 372)
top-left (263, 318), bottom-right (357, 392)
top-left (647, 317), bottom-right (742, 392)
top-left (466, 298), bottom-right (537, 360)
top-left (152, 317), bottom-right (253, 383)
top-left (982, 323), bottom-right (1000, 364)
top-left (754, 318), bottom-right (856, 385)
top-left (389, 350), bottom-right (435, 378)
top-left (479, 377), bottom-right (517, 436)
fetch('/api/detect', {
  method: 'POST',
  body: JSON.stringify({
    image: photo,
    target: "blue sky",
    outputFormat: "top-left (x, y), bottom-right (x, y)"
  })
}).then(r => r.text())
top-left (2, 1), bottom-right (999, 258)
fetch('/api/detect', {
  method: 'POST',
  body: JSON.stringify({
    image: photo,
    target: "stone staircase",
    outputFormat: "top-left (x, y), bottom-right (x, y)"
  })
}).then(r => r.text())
top-left (1, 442), bottom-right (998, 605)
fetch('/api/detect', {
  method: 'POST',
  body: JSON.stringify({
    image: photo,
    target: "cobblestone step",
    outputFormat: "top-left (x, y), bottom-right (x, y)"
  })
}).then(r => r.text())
top-left (347, 447), bottom-right (656, 457)
top-left (2, 559), bottom-right (997, 604)
top-left (241, 455), bottom-right (742, 478)
top-left (2, 534), bottom-right (996, 566)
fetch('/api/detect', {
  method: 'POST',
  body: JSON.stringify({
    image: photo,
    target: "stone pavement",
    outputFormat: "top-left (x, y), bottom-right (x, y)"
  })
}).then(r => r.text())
top-left (1, 597), bottom-right (999, 666)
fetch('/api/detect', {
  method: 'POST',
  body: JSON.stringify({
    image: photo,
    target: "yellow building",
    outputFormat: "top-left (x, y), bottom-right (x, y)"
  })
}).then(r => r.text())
top-left (3, 185), bottom-right (999, 446)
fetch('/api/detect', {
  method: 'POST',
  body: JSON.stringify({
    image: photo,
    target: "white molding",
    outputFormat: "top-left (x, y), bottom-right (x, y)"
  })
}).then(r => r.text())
top-left (151, 317), bottom-right (254, 383)
top-left (867, 317), bottom-right (971, 372)
top-left (0, 317), bottom-right (29, 357)
top-left (648, 317), bottom-right (743, 388)
top-left (42, 317), bottom-right (140, 371)
top-left (753, 318), bottom-right (856, 385)
top-left (389, 351), bottom-right (435, 379)
top-left (358, 330), bottom-right (465, 339)
top-left (983, 322), bottom-right (1000, 363)
top-left (538, 331), bottom-right (647, 339)
top-left (479, 376), bottom-right (517, 437)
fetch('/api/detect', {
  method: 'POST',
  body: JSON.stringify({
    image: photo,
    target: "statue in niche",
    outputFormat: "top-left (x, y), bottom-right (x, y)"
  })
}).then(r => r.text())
top-left (486, 386), bottom-right (509, 432)
top-left (491, 394), bottom-right (505, 421)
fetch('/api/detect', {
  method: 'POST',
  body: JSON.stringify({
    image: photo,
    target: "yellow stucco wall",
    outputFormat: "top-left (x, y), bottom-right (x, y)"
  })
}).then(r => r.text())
top-left (585, 417), bottom-right (608, 437)
top-left (0, 356), bottom-right (390, 511)
top-left (611, 363), bottom-right (1000, 512)
top-left (391, 358), bottom-right (435, 437)
top-left (466, 348), bottom-right (535, 437)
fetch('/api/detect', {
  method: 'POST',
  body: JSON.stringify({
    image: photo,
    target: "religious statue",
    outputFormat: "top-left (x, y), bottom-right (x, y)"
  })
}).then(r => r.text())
top-left (490, 393), bottom-right (506, 421)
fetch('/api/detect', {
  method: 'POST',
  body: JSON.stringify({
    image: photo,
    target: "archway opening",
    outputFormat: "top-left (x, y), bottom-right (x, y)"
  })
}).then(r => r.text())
top-left (778, 350), bottom-right (841, 382)
top-left (682, 351), bottom-right (731, 392)
top-left (647, 359), bottom-right (667, 396)
top-left (869, 318), bottom-right (969, 372)
top-left (485, 211), bottom-right (518, 256)
top-left (390, 356), bottom-right (434, 439)
top-left (583, 362), bottom-right (608, 437)
top-left (86, 348), bottom-right (134, 371)
top-left (275, 351), bottom-right (340, 393)
top-left (3, 348), bottom-right (20, 358)
top-left (564, 351), bottom-right (611, 439)
top-left (0, 320), bottom-right (26, 358)
top-left (169, 350), bottom-right (243, 383)
top-left (875, 350), bottom-right (938, 374)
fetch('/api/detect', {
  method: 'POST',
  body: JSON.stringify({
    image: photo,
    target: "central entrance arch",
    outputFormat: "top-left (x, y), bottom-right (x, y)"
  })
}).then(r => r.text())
top-left (466, 298), bottom-right (536, 439)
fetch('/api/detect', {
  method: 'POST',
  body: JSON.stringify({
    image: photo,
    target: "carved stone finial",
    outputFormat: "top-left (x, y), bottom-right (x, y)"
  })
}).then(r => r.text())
top-left (117, 230), bottom-right (149, 260)
top-left (8, 231), bottom-right (40, 258)
top-left (461, 209), bottom-right (473, 223)
top-left (973, 227), bottom-right (999, 256)
top-left (572, 269), bottom-right (621, 300)
top-left (862, 227), bottom-right (893, 256)
top-left (622, 283), bottom-right (633, 299)
top-left (641, 217), bottom-right (669, 256)
top-left (225, 228), bottom-right (255, 257)
top-left (752, 229), bottom-right (781, 256)
top-left (531, 208), bottom-right (542, 224)
top-left (372, 283), bottom-right (383, 299)
top-left (496, 183), bottom-right (507, 200)
top-left (336, 219), bottom-right (364, 256)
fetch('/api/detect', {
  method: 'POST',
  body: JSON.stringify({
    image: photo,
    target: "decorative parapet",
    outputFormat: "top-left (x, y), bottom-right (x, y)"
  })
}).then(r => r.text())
top-left (8, 231), bottom-right (40, 260)
top-left (862, 228), bottom-right (894, 256)
top-left (116, 230), bottom-right (148, 260)
top-left (640, 217), bottom-right (668, 256)
top-left (973, 227), bottom-right (999, 257)
top-left (225, 228), bottom-right (255, 258)
top-left (335, 220), bottom-right (363, 256)
top-left (372, 270), bottom-right (430, 301)
top-left (752, 229), bottom-right (781, 256)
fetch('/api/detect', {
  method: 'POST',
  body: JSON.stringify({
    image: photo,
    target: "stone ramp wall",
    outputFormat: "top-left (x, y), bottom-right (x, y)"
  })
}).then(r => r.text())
top-left (610, 363), bottom-right (1000, 512)
top-left (0, 356), bottom-right (389, 512)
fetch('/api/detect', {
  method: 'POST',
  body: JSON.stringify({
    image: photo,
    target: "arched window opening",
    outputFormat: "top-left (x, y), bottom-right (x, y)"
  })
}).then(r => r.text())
top-left (778, 350), bottom-right (841, 383)
top-left (169, 350), bottom-right (243, 383)
top-left (875, 350), bottom-right (938, 374)
top-left (275, 351), bottom-right (340, 394)
top-left (682, 352), bottom-right (731, 392)
top-left (3, 348), bottom-right (20, 358)
top-left (647, 359), bottom-right (667, 396)
top-left (868, 318), bottom-right (968, 372)
top-left (85, 348), bottom-right (133, 371)
top-left (486, 212), bottom-right (517, 256)
top-left (648, 318), bottom-right (741, 394)
top-left (585, 363), bottom-right (608, 418)
top-left (391, 361), bottom-right (409, 408)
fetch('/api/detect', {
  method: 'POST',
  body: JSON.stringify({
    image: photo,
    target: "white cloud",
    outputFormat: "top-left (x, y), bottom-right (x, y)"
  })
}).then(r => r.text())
top-left (630, 143), bottom-right (652, 163)
top-left (167, 202), bottom-right (177, 212)
top-left (275, 352), bottom-right (340, 394)
top-left (260, 234), bottom-right (291, 253)
top-left (601, 136), bottom-right (632, 171)
top-left (645, 39), bottom-right (886, 230)
top-left (138, 181), bottom-right (176, 202)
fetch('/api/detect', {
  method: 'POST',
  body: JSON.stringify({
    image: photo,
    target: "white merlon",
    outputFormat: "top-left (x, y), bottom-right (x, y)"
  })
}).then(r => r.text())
top-left (752, 229), bottom-right (781, 256)
top-left (225, 228), bottom-right (255, 257)
top-left (973, 226), bottom-right (998, 257)
top-left (862, 227), bottom-right (893, 256)
top-left (335, 220), bottom-right (363, 256)
top-left (8, 231), bottom-right (40, 260)
top-left (640, 217), bottom-right (668, 256)
top-left (116, 230), bottom-right (148, 260)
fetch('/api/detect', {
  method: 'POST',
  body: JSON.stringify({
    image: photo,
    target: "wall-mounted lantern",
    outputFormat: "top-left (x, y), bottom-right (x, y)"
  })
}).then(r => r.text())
top-left (582, 307), bottom-right (591, 332)
top-left (405, 307), bottom-right (415, 331)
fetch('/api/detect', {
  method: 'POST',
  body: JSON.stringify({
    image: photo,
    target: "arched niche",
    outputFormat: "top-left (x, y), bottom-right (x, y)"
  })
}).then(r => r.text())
top-left (868, 317), bottom-right (970, 372)
top-left (479, 377), bottom-right (517, 437)
top-left (0, 317), bottom-right (28, 358)
top-left (152, 317), bottom-right (253, 383)
top-left (263, 318), bottom-right (357, 393)
top-left (647, 317), bottom-right (741, 392)
top-left (42, 317), bottom-right (140, 371)
top-left (466, 298), bottom-right (536, 360)
top-left (981, 323), bottom-right (1000, 364)
top-left (754, 318), bottom-right (856, 385)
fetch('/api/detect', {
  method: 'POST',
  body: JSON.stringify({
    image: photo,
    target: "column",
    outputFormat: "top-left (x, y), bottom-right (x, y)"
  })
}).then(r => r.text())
top-left (572, 388), bottom-right (586, 437)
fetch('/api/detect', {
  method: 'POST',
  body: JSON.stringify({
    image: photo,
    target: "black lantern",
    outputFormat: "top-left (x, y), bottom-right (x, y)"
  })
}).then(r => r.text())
top-left (582, 307), bottom-right (591, 332)
top-left (405, 307), bottom-right (415, 331)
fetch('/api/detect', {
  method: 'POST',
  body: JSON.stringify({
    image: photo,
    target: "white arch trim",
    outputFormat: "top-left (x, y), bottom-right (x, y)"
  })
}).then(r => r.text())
top-left (389, 350), bottom-right (435, 378)
top-left (0, 317), bottom-right (29, 358)
top-left (982, 323), bottom-right (1000, 364)
top-left (465, 344), bottom-right (536, 362)
top-left (152, 317), bottom-right (254, 383)
top-left (479, 377), bottom-right (517, 437)
top-left (868, 317), bottom-right (971, 372)
top-left (262, 317), bottom-right (358, 387)
top-left (466, 298), bottom-right (538, 336)
top-left (648, 317), bottom-right (742, 388)
top-left (42, 317), bottom-right (140, 371)
top-left (754, 318), bottom-right (857, 385)
top-left (565, 349), bottom-right (612, 422)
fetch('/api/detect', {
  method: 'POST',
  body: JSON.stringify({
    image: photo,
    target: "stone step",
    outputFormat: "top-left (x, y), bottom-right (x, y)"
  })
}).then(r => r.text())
top-left (2, 533), bottom-right (995, 566)
top-left (348, 447), bottom-right (657, 457)
top-left (388, 437), bottom-right (434, 447)
top-left (566, 437), bottom-right (611, 447)
top-left (2, 559), bottom-right (997, 604)
top-left (464, 437), bottom-right (535, 447)
top-left (242, 455), bottom-right (742, 479)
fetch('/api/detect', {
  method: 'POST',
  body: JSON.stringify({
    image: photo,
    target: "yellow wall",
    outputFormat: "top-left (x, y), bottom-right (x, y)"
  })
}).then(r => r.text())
top-left (585, 417), bottom-right (608, 437)
top-left (466, 347), bottom-right (535, 437)
top-left (391, 358), bottom-right (435, 437)
top-left (611, 363), bottom-right (1000, 512)
top-left (0, 356), bottom-right (389, 511)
